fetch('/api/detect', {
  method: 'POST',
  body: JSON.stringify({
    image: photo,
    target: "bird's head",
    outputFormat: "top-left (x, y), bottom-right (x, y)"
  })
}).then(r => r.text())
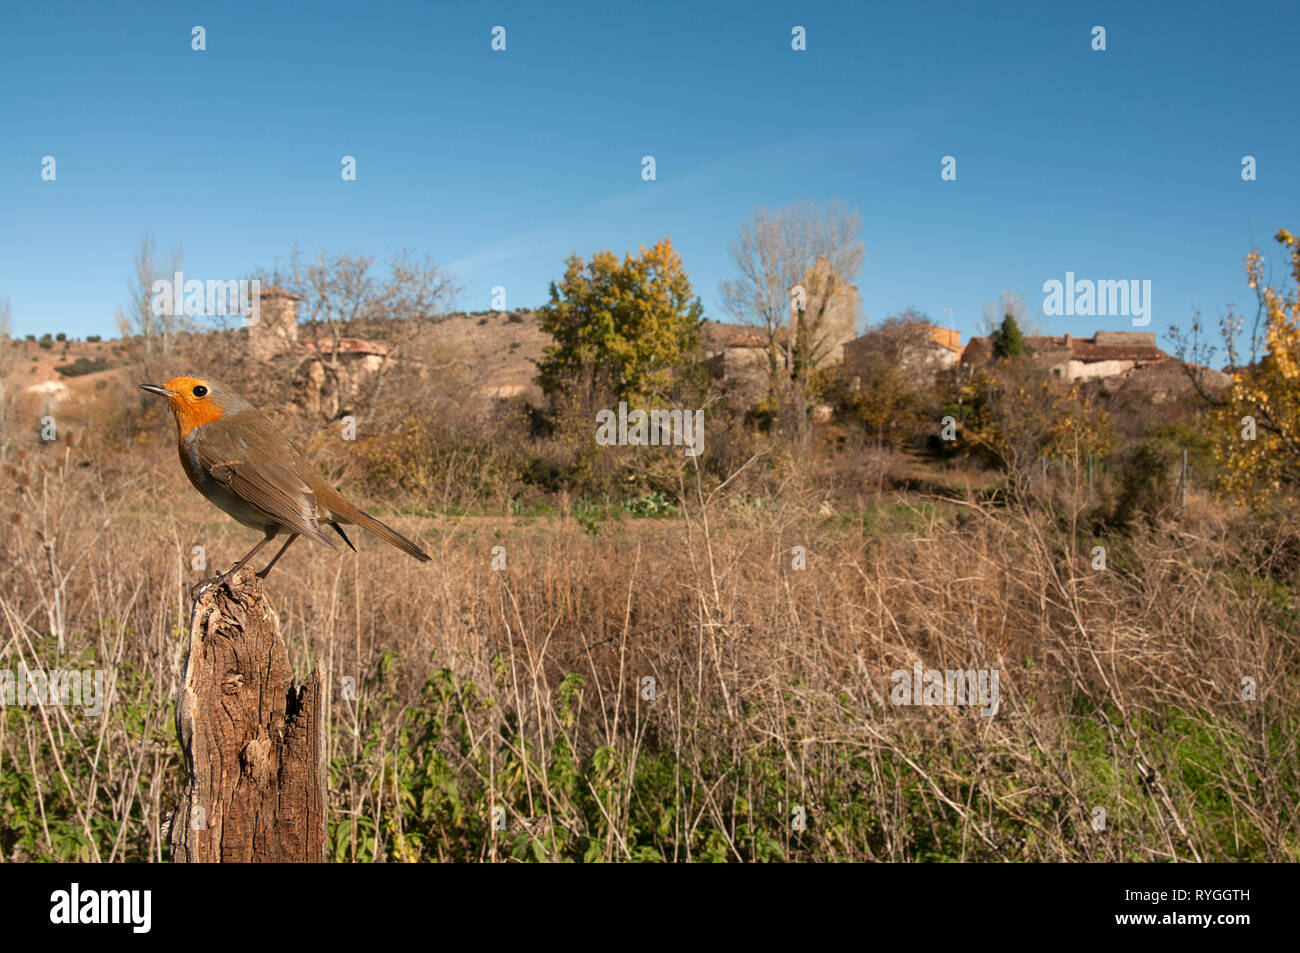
top-left (139, 376), bottom-right (241, 436)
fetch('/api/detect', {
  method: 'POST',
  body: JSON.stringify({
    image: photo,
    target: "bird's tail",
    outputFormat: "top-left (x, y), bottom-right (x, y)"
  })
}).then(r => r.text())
top-left (325, 495), bottom-right (431, 562)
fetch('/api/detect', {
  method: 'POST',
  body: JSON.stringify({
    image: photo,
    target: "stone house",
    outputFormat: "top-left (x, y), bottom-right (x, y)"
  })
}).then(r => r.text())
top-left (703, 325), bottom-right (771, 408)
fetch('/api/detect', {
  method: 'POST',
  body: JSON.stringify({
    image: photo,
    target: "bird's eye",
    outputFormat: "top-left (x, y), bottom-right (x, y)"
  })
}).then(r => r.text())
top-left (192, 385), bottom-right (208, 398)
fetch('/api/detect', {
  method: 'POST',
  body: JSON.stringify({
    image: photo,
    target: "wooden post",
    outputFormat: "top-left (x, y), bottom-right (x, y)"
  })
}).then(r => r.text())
top-left (166, 565), bottom-right (326, 862)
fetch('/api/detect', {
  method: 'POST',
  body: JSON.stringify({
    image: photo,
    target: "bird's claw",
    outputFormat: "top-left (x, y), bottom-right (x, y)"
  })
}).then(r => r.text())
top-left (190, 571), bottom-right (246, 603)
top-left (190, 575), bottom-right (222, 600)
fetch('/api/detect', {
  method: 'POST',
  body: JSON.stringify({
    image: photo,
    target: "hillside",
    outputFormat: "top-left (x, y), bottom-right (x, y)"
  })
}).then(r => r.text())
top-left (9, 314), bottom-right (782, 419)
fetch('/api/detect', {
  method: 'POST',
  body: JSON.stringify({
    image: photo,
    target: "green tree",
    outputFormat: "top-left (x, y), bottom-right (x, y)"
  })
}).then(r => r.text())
top-left (991, 314), bottom-right (1027, 359)
top-left (537, 238), bottom-right (703, 406)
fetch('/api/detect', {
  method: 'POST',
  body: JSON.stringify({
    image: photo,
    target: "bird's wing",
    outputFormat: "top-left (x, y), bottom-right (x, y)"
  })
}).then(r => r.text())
top-left (208, 459), bottom-right (337, 547)
top-left (195, 428), bottom-right (336, 547)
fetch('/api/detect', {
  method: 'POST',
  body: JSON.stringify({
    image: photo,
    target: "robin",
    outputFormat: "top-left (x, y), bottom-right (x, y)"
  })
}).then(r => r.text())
top-left (140, 376), bottom-right (429, 596)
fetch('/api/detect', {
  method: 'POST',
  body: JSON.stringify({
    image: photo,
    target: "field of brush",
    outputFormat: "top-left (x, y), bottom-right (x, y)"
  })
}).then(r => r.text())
top-left (1, 434), bottom-right (1296, 862)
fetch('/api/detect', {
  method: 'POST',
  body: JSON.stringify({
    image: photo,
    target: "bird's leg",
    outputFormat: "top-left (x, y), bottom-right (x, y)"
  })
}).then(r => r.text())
top-left (256, 533), bottom-right (299, 580)
top-left (191, 530), bottom-right (277, 601)
top-left (221, 530), bottom-right (279, 593)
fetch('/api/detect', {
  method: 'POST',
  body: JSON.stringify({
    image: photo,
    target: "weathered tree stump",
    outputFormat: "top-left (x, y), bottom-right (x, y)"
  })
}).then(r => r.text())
top-left (167, 565), bottom-right (326, 862)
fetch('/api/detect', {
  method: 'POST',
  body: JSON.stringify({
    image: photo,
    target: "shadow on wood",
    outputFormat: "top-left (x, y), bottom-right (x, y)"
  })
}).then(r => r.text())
top-left (166, 565), bottom-right (325, 862)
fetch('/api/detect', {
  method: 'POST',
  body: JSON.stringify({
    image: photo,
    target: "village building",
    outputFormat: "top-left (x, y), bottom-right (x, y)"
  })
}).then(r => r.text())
top-left (702, 324), bottom-right (771, 408)
top-left (796, 256), bottom-right (861, 367)
top-left (246, 286), bottom-right (394, 417)
top-left (960, 330), bottom-right (1170, 381)
top-left (701, 260), bottom-right (861, 404)
top-left (842, 323), bottom-right (963, 386)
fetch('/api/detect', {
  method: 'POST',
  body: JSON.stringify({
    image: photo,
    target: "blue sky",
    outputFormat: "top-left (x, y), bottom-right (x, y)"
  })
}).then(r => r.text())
top-left (1, 0), bottom-right (1297, 351)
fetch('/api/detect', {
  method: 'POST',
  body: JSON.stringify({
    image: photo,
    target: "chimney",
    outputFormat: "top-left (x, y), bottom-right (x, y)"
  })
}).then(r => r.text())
top-left (1063, 332), bottom-right (1071, 348)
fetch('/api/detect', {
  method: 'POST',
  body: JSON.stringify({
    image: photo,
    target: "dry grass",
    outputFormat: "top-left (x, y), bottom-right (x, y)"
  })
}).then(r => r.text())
top-left (1, 437), bottom-right (1297, 862)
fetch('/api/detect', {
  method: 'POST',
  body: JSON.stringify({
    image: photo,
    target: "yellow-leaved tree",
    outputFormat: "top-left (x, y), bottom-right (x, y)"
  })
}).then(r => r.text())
top-left (537, 237), bottom-right (704, 407)
top-left (1178, 229), bottom-right (1300, 505)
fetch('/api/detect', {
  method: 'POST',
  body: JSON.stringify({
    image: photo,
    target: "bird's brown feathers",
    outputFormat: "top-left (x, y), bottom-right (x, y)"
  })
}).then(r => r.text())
top-left (189, 405), bottom-right (428, 561)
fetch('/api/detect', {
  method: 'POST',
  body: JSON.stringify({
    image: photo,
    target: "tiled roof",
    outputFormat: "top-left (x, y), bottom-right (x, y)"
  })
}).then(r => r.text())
top-left (1015, 335), bottom-right (1168, 363)
top-left (1068, 341), bottom-right (1167, 362)
top-left (701, 320), bottom-right (783, 351)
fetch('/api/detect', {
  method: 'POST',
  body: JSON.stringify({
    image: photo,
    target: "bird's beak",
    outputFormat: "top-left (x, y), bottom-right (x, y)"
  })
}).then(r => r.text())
top-left (138, 383), bottom-right (176, 398)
